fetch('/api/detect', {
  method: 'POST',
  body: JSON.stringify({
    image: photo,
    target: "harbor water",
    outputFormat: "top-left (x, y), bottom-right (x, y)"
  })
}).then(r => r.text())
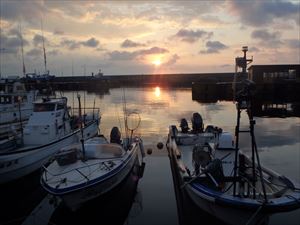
top-left (1, 86), bottom-right (299, 225)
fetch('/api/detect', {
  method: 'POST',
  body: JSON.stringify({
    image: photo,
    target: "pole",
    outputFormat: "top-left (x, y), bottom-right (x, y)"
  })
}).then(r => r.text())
top-left (77, 94), bottom-right (85, 160)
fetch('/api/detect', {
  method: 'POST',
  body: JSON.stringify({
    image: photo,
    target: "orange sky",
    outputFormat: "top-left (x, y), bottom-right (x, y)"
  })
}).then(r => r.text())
top-left (0, 1), bottom-right (299, 76)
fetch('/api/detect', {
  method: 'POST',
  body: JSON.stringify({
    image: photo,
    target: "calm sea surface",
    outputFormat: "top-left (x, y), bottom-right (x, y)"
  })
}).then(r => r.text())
top-left (1, 87), bottom-right (299, 225)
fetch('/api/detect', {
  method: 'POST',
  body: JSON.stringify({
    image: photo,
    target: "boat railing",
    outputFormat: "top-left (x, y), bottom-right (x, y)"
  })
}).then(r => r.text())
top-left (42, 155), bottom-right (126, 182)
top-left (71, 107), bottom-right (100, 119)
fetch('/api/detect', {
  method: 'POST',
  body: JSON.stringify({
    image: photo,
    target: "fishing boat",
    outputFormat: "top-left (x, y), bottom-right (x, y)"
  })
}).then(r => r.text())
top-left (41, 126), bottom-right (145, 211)
top-left (0, 96), bottom-right (100, 184)
top-left (168, 108), bottom-right (300, 225)
top-left (167, 47), bottom-right (300, 225)
top-left (0, 79), bottom-right (38, 131)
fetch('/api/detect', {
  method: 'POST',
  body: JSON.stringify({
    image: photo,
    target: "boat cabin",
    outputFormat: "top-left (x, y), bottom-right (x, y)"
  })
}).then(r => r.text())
top-left (23, 97), bottom-right (71, 145)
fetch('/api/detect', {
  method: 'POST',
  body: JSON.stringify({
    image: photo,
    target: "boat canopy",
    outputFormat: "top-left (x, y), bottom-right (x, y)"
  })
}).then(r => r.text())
top-left (85, 143), bottom-right (125, 159)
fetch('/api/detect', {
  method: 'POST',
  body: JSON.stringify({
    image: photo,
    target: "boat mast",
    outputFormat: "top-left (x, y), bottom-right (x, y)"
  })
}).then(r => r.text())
top-left (41, 20), bottom-right (47, 74)
top-left (19, 23), bottom-right (26, 77)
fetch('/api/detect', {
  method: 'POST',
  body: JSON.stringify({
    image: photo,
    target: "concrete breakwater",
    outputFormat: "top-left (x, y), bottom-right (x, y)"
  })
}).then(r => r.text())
top-left (33, 73), bottom-right (235, 90)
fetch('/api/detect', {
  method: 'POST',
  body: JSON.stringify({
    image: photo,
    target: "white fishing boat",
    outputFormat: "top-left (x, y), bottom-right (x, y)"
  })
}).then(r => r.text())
top-left (167, 47), bottom-right (300, 225)
top-left (41, 127), bottom-right (145, 211)
top-left (0, 80), bottom-right (38, 127)
top-left (168, 98), bottom-right (300, 225)
top-left (0, 96), bottom-right (100, 184)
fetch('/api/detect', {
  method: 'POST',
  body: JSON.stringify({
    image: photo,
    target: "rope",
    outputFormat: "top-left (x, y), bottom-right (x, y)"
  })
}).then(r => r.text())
top-left (245, 204), bottom-right (264, 225)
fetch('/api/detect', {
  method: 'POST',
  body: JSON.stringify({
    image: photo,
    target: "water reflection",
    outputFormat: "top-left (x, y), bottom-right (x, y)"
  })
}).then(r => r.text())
top-left (154, 87), bottom-right (161, 98)
top-left (6, 87), bottom-right (298, 225)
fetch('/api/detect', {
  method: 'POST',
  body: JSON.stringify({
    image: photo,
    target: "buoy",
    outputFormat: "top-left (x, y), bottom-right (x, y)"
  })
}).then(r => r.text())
top-left (157, 142), bottom-right (164, 149)
top-left (147, 148), bottom-right (152, 155)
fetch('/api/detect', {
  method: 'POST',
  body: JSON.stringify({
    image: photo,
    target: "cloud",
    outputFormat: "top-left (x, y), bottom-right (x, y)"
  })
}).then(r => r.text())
top-left (138, 47), bottom-right (169, 55)
top-left (108, 50), bottom-right (137, 61)
top-left (53, 29), bottom-right (64, 35)
top-left (121, 39), bottom-right (146, 48)
top-left (33, 34), bottom-right (46, 47)
top-left (251, 29), bottom-right (282, 47)
top-left (249, 46), bottom-right (260, 52)
top-left (48, 50), bottom-right (60, 56)
top-left (8, 28), bottom-right (21, 38)
top-left (60, 39), bottom-right (81, 50)
top-left (163, 54), bottom-right (180, 66)
top-left (200, 41), bottom-right (228, 54)
top-left (0, 1), bottom-right (47, 25)
top-left (173, 29), bottom-right (213, 43)
top-left (0, 33), bottom-right (29, 54)
top-left (81, 37), bottom-right (99, 47)
top-left (228, 0), bottom-right (299, 27)
top-left (26, 48), bottom-right (42, 58)
top-left (108, 46), bottom-right (169, 61)
top-left (60, 37), bottom-right (99, 50)
top-left (285, 39), bottom-right (300, 49)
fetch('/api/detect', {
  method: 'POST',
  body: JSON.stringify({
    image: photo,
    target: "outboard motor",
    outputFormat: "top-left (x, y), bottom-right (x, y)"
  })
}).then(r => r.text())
top-left (110, 127), bottom-right (122, 144)
top-left (180, 118), bottom-right (189, 133)
top-left (191, 112), bottom-right (203, 133)
top-left (192, 144), bottom-right (212, 175)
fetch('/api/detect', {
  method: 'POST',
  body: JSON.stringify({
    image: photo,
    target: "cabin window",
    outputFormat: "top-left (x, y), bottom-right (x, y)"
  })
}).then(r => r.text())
top-left (56, 103), bottom-right (65, 110)
top-left (0, 96), bottom-right (12, 104)
top-left (34, 103), bottom-right (55, 112)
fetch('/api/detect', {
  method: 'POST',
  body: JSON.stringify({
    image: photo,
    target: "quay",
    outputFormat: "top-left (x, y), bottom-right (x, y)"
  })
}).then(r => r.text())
top-left (49, 72), bottom-right (234, 90)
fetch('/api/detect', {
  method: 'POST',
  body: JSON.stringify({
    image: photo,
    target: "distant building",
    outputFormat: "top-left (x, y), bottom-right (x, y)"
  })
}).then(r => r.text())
top-left (248, 64), bottom-right (300, 84)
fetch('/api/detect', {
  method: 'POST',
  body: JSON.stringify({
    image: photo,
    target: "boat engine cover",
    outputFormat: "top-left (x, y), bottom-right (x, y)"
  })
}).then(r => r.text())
top-left (192, 144), bottom-right (212, 168)
top-left (110, 127), bottom-right (122, 144)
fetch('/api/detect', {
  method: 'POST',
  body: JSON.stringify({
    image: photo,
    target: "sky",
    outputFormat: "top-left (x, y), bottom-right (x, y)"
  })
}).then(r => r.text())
top-left (0, 0), bottom-right (299, 76)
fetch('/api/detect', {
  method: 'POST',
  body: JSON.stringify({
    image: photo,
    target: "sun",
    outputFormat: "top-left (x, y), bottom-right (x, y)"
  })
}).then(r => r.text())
top-left (152, 59), bottom-right (161, 66)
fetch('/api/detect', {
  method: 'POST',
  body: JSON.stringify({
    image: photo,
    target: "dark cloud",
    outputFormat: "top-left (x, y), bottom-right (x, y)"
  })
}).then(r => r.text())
top-left (33, 34), bottom-right (45, 47)
top-left (8, 28), bottom-right (21, 38)
top-left (81, 37), bottom-right (99, 48)
top-left (60, 39), bottom-right (81, 50)
top-left (0, 1), bottom-right (47, 24)
top-left (121, 39), bottom-right (146, 48)
top-left (48, 50), bottom-right (60, 56)
top-left (60, 37), bottom-right (99, 50)
top-left (138, 47), bottom-right (169, 55)
top-left (26, 48), bottom-right (42, 58)
top-left (285, 39), bottom-right (300, 49)
top-left (173, 29), bottom-right (213, 43)
top-left (108, 46), bottom-right (169, 61)
top-left (249, 46), bottom-right (260, 52)
top-left (228, 0), bottom-right (299, 26)
top-left (53, 29), bottom-right (64, 35)
top-left (164, 54), bottom-right (180, 66)
top-left (0, 33), bottom-right (29, 54)
top-left (108, 50), bottom-right (137, 61)
top-left (200, 41), bottom-right (228, 54)
top-left (251, 29), bottom-right (282, 47)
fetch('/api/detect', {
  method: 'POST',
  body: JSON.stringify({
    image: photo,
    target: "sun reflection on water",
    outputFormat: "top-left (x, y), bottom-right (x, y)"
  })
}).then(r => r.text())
top-left (154, 86), bottom-right (161, 98)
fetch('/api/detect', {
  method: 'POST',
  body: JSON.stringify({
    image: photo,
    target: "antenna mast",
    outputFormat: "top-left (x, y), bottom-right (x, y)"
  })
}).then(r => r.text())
top-left (232, 46), bottom-right (253, 99)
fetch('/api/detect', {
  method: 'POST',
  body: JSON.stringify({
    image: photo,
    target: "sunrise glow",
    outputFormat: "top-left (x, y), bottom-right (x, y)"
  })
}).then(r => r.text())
top-left (152, 59), bottom-right (161, 66)
top-left (0, 1), bottom-right (299, 76)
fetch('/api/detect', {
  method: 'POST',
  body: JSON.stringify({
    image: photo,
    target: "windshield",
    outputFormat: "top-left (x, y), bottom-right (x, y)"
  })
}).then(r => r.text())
top-left (34, 103), bottom-right (55, 112)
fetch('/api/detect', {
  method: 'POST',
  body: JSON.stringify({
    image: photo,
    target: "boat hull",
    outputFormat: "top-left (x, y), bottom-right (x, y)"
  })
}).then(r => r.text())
top-left (185, 184), bottom-right (268, 225)
top-left (168, 126), bottom-right (300, 225)
top-left (43, 145), bottom-right (138, 211)
top-left (63, 151), bottom-right (137, 211)
top-left (0, 120), bottom-right (99, 184)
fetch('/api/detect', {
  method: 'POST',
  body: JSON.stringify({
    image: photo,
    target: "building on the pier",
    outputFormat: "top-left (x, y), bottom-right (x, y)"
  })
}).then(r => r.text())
top-left (248, 64), bottom-right (300, 84)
